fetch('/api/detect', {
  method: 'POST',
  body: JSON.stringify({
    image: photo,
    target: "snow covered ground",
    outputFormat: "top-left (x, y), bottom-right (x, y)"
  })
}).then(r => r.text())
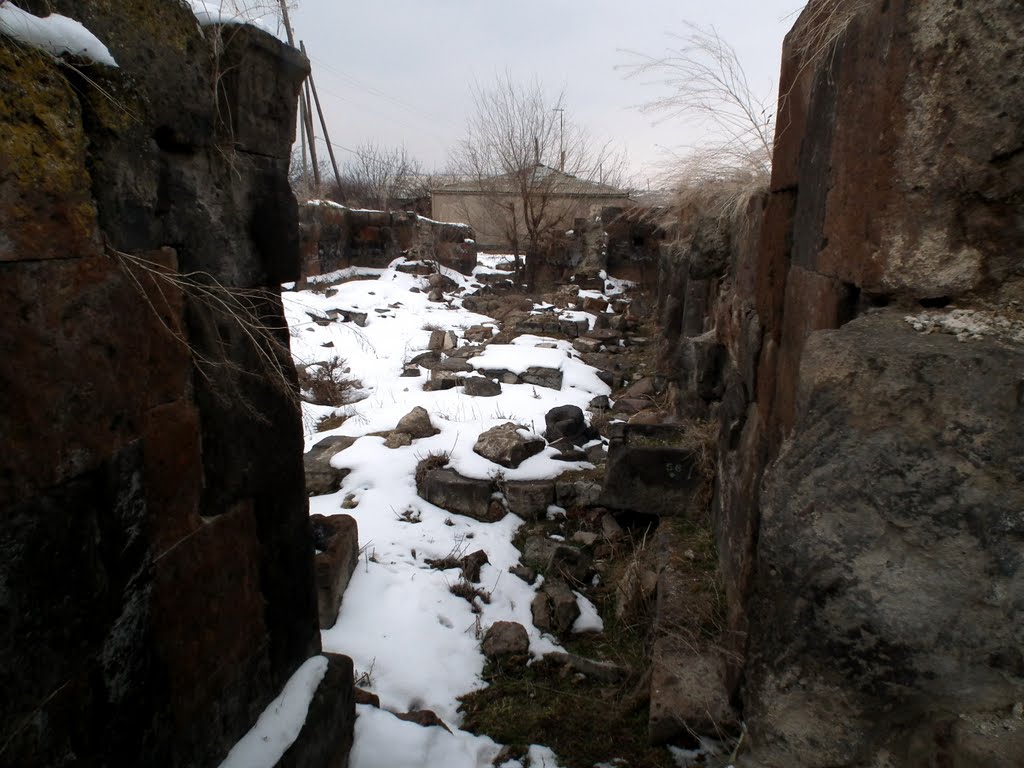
top-left (279, 255), bottom-right (621, 767)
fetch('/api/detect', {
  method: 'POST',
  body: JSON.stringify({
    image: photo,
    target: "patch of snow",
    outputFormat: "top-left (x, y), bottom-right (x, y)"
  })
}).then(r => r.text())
top-left (217, 655), bottom-right (328, 768)
top-left (0, 3), bottom-right (117, 66)
top-left (545, 505), bottom-right (566, 520)
top-left (284, 254), bottom-right (621, 763)
top-left (350, 705), bottom-right (501, 768)
top-left (572, 591), bottom-right (604, 633)
top-left (183, 0), bottom-right (282, 39)
top-left (904, 307), bottom-right (1024, 343)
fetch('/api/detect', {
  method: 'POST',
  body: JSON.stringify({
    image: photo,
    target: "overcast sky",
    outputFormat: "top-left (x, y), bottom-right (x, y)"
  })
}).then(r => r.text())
top-left (286, 0), bottom-right (804, 183)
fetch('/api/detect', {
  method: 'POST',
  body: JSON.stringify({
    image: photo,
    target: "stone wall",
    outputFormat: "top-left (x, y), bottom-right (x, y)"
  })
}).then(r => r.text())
top-left (1, 4), bottom-right (351, 767)
top-left (299, 201), bottom-right (478, 277)
top-left (654, 0), bottom-right (1024, 763)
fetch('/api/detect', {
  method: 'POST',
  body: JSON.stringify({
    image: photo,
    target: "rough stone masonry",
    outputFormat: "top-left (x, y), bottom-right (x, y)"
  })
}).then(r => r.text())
top-left (1, 3), bottom-right (353, 767)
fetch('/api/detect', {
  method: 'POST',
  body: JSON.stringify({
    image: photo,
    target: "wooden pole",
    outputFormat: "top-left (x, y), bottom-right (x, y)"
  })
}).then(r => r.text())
top-left (300, 41), bottom-right (344, 200)
top-left (299, 95), bottom-right (309, 189)
top-left (277, 0), bottom-right (296, 47)
top-left (302, 82), bottom-right (321, 195)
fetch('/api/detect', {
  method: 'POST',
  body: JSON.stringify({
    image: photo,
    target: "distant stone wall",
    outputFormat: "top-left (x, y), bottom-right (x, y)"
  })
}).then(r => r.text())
top-left (652, 0), bottom-right (1024, 764)
top-left (1, 5), bottom-right (351, 768)
top-left (299, 201), bottom-right (478, 276)
top-left (529, 206), bottom-right (665, 288)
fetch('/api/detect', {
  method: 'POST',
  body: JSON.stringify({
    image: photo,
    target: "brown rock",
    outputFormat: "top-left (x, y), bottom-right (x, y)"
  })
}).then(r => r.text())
top-left (394, 405), bottom-right (439, 439)
top-left (354, 688), bottom-right (380, 708)
top-left (395, 709), bottom-right (452, 733)
top-left (481, 621), bottom-right (530, 661)
top-left (310, 514), bottom-right (360, 629)
top-left (473, 422), bottom-right (545, 469)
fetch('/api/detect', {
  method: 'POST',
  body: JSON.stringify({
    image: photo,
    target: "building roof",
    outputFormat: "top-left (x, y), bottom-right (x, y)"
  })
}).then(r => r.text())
top-left (432, 164), bottom-right (626, 197)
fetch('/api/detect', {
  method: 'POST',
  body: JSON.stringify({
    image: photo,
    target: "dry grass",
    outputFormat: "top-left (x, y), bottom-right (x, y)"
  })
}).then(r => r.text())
top-left (791, 0), bottom-right (871, 70)
top-left (298, 357), bottom-right (356, 407)
top-left (449, 578), bottom-right (491, 612)
top-left (664, 157), bottom-right (769, 247)
top-left (414, 451), bottom-right (450, 489)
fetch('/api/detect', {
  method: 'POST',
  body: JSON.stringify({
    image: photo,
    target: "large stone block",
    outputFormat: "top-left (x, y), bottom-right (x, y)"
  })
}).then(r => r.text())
top-left (311, 514), bottom-right (360, 629)
top-left (602, 424), bottom-right (706, 516)
top-left (278, 654), bottom-right (355, 768)
top-left (744, 313), bottom-right (1024, 766)
top-left (417, 468), bottom-right (501, 521)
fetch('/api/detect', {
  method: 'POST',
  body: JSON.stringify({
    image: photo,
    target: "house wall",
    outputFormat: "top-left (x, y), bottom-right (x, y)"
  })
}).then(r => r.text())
top-left (432, 190), bottom-right (632, 251)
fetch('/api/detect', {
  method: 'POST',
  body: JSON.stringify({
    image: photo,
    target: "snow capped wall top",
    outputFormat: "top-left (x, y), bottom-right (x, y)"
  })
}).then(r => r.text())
top-left (183, 1), bottom-right (284, 41)
top-left (0, 1), bottom-right (118, 67)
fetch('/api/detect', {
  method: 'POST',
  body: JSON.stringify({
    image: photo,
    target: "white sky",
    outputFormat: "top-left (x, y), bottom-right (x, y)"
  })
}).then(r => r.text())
top-left (286, 0), bottom-right (804, 183)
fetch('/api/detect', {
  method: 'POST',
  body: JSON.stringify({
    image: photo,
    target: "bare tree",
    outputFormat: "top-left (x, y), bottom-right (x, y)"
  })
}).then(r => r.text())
top-left (447, 73), bottom-right (624, 282)
top-left (343, 142), bottom-right (424, 211)
top-left (623, 23), bottom-right (775, 181)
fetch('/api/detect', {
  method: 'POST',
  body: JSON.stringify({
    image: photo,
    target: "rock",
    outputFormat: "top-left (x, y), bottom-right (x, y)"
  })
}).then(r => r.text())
top-left (473, 422), bottom-right (545, 469)
top-left (383, 432), bottom-right (412, 449)
top-left (584, 328), bottom-right (621, 346)
top-left (353, 688), bottom-right (379, 708)
top-left (542, 579), bottom-right (581, 634)
top-left (408, 350), bottom-right (442, 368)
top-left (601, 514), bottom-right (624, 542)
top-left (582, 296), bottom-right (609, 313)
top-left (744, 313), bottom-right (1024, 765)
top-left (277, 654), bottom-right (355, 768)
top-left (573, 337), bottom-right (603, 354)
top-left (463, 376), bottom-right (501, 397)
top-left (521, 536), bottom-right (562, 570)
top-left (555, 479), bottom-right (603, 509)
top-left (571, 531), bottom-right (598, 547)
top-left (400, 365), bottom-right (421, 378)
top-left (585, 443), bottom-right (607, 464)
top-left (346, 312), bottom-right (368, 327)
top-left (463, 325), bottom-right (495, 343)
top-left (649, 651), bottom-right (737, 746)
top-left (544, 652), bottom-right (630, 683)
top-left (627, 409), bottom-right (672, 426)
top-left (476, 367), bottom-right (519, 384)
top-left (559, 318), bottom-right (589, 338)
top-left (602, 424), bottom-right (707, 516)
top-left (427, 329), bottom-right (458, 351)
top-left (544, 404), bottom-right (595, 446)
top-left (310, 514), bottom-right (360, 628)
top-left (482, 621), bottom-right (530, 661)
top-left (521, 537), bottom-right (592, 583)
top-left (615, 560), bottom-right (658, 621)
top-left (531, 591), bottom-right (553, 632)
top-left (520, 366), bottom-right (563, 390)
top-left (510, 565), bottom-right (537, 584)
top-left (610, 398), bottom-right (648, 415)
top-left (434, 356), bottom-right (473, 373)
top-left (304, 435), bottom-right (357, 496)
top-left (416, 468), bottom-right (502, 522)
top-left (422, 376), bottom-right (458, 392)
top-left (589, 395), bottom-right (610, 410)
top-left (461, 549), bottom-right (489, 583)
top-left (623, 376), bottom-right (657, 400)
top-left (395, 709), bottom-right (452, 734)
top-left (502, 479), bottom-right (555, 519)
top-left (394, 406), bottom-right (439, 439)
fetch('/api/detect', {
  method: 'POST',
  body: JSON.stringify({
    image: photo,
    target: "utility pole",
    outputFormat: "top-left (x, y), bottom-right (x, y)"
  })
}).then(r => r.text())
top-left (558, 108), bottom-right (565, 171)
top-left (301, 41), bottom-right (343, 200)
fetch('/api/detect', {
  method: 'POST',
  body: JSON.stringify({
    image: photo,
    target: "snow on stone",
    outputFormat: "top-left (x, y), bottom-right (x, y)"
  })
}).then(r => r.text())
top-left (218, 655), bottom-right (328, 768)
top-left (0, 2), bottom-right (118, 66)
top-left (904, 307), bottom-right (1024, 343)
top-left (572, 590), bottom-right (604, 633)
top-left (351, 705), bottom-right (501, 768)
top-left (283, 256), bottom-right (615, 767)
top-left (183, 0), bottom-right (281, 38)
